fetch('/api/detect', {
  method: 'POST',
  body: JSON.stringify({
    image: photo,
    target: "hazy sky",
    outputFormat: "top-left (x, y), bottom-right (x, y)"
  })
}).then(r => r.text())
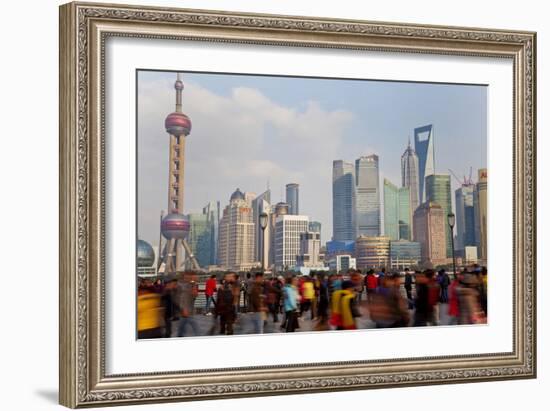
top-left (137, 70), bottom-right (487, 246)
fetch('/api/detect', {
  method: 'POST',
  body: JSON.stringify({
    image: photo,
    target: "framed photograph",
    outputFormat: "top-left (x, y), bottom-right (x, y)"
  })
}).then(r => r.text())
top-left (59, 2), bottom-right (537, 408)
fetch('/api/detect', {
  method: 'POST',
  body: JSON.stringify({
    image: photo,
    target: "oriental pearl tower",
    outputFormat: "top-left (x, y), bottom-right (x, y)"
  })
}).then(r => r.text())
top-left (159, 73), bottom-right (199, 273)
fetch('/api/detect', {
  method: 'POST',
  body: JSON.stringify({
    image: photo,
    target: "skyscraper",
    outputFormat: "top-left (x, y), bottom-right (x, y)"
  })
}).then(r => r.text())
top-left (414, 124), bottom-right (435, 203)
top-left (383, 179), bottom-right (411, 241)
top-left (355, 155), bottom-right (381, 236)
top-left (455, 184), bottom-right (476, 253)
top-left (202, 201), bottom-right (220, 266)
top-left (274, 214), bottom-right (309, 271)
top-left (401, 139), bottom-right (420, 226)
top-left (252, 190), bottom-right (271, 269)
top-left (218, 189), bottom-right (256, 271)
top-left (186, 213), bottom-right (210, 268)
top-left (285, 183), bottom-right (299, 215)
top-left (413, 202), bottom-right (447, 267)
top-left (425, 174), bottom-right (453, 258)
top-left (474, 169), bottom-right (488, 263)
top-left (332, 160), bottom-right (356, 241)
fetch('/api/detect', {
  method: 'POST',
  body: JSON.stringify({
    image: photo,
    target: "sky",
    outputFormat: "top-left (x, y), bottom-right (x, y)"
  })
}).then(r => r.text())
top-left (137, 70), bottom-right (487, 247)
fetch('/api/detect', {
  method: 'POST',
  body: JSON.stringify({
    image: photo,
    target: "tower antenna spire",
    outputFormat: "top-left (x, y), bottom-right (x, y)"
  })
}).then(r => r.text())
top-left (175, 72), bottom-right (183, 112)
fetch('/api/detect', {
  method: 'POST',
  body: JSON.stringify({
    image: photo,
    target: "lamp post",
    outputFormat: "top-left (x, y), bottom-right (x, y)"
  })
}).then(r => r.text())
top-left (259, 211), bottom-right (268, 272)
top-left (447, 212), bottom-right (457, 278)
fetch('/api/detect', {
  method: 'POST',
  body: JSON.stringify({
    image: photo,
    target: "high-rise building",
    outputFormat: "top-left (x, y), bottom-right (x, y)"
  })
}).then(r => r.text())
top-left (455, 184), bottom-right (476, 252)
top-left (414, 124), bottom-right (435, 203)
top-left (332, 160), bottom-right (356, 241)
top-left (401, 139), bottom-right (420, 230)
top-left (355, 155), bottom-right (381, 236)
top-left (274, 215), bottom-right (309, 271)
top-left (186, 213), bottom-right (211, 268)
top-left (251, 190), bottom-right (272, 270)
top-left (296, 231), bottom-right (322, 268)
top-left (389, 240), bottom-right (421, 270)
top-left (383, 179), bottom-right (411, 241)
top-left (218, 189), bottom-right (256, 271)
top-left (285, 183), bottom-right (299, 215)
top-left (202, 201), bottom-right (220, 266)
top-left (413, 202), bottom-right (447, 267)
top-left (474, 169), bottom-right (488, 263)
top-left (425, 174), bottom-right (453, 258)
top-left (355, 235), bottom-right (390, 270)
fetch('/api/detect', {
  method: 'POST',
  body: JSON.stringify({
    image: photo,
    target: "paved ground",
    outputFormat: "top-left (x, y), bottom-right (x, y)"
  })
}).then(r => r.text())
top-left (170, 298), bottom-right (453, 338)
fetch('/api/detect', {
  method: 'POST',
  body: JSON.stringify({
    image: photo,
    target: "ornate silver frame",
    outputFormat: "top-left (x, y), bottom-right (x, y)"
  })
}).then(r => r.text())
top-left (59, 2), bottom-right (536, 408)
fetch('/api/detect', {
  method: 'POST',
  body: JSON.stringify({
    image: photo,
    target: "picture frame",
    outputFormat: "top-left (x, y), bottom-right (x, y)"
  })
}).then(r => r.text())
top-left (59, 1), bottom-right (536, 408)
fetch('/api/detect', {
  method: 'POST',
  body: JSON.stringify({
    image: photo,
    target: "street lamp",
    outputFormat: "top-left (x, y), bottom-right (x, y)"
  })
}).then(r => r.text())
top-left (447, 212), bottom-right (457, 278)
top-left (259, 211), bottom-right (268, 272)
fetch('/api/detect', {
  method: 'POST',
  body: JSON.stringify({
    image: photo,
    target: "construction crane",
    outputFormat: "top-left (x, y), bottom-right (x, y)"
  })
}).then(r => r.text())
top-left (448, 168), bottom-right (474, 186)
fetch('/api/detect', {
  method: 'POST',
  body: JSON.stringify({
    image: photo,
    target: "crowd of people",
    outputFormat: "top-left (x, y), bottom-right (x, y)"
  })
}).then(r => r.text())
top-left (137, 265), bottom-right (488, 339)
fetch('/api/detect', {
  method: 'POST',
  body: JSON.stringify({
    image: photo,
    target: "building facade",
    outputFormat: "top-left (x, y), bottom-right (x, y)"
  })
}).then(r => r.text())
top-left (252, 190), bottom-right (271, 268)
top-left (474, 168), bottom-right (488, 263)
top-left (390, 240), bottom-right (421, 269)
top-left (355, 235), bottom-right (391, 270)
top-left (413, 202), bottom-right (447, 267)
top-left (217, 189), bottom-right (256, 271)
top-left (383, 179), bottom-right (411, 241)
top-left (296, 231), bottom-right (323, 268)
top-left (332, 160), bottom-right (356, 241)
top-left (401, 139), bottom-right (420, 224)
top-left (274, 214), bottom-right (309, 271)
top-left (202, 201), bottom-right (220, 266)
top-left (328, 254), bottom-right (357, 273)
top-left (425, 174), bottom-right (453, 258)
top-left (355, 155), bottom-right (381, 236)
top-left (455, 184), bottom-right (476, 252)
top-left (285, 183), bottom-right (299, 215)
top-left (309, 221), bottom-right (322, 241)
top-left (186, 213), bottom-right (211, 268)
top-left (414, 124), bottom-right (435, 203)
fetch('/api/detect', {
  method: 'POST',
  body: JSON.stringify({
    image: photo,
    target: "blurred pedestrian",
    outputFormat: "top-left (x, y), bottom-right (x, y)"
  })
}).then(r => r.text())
top-left (283, 276), bottom-right (300, 332)
top-left (176, 272), bottom-right (200, 337)
top-left (300, 276), bottom-right (315, 320)
top-left (365, 269), bottom-right (378, 302)
top-left (204, 274), bottom-right (217, 315)
top-left (216, 273), bottom-right (237, 335)
top-left (438, 268), bottom-right (450, 303)
top-left (338, 280), bottom-right (361, 330)
top-left (137, 282), bottom-right (163, 339)
top-left (404, 267), bottom-right (414, 309)
top-left (249, 272), bottom-right (266, 334)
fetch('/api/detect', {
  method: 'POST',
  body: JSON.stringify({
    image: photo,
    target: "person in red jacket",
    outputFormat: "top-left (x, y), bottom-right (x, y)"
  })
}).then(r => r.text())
top-left (204, 274), bottom-right (218, 315)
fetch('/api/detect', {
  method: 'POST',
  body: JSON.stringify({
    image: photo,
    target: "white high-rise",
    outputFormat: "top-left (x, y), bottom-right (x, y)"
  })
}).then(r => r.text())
top-left (274, 215), bottom-right (309, 271)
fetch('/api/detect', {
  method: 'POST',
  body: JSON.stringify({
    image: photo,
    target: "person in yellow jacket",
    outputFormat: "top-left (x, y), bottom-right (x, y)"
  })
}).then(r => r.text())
top-left (339, 280), bottom-right (361, 330)
top-left (137, 284), bottom-right (164, 339)
top-left (300, 276), bottom-right (315, 320)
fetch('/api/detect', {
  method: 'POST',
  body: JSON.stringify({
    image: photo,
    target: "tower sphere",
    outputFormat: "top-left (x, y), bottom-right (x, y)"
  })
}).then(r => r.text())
top-left (137, 239), bottom-right (155, 267)
top-left (174, 79), bottom-right (184, 91)
top-left (165, 112), bottom-right (192, 137)
top-left (161, 213), bottom-right (190, 240)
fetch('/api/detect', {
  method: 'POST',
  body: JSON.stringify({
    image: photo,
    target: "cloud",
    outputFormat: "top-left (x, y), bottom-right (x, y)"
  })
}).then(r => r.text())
top-left (137, 73), bottom-right (355, 244)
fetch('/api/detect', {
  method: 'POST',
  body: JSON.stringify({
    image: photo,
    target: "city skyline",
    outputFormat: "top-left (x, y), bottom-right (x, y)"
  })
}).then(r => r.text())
top-left (137, 70), bottom-right (487, 249)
